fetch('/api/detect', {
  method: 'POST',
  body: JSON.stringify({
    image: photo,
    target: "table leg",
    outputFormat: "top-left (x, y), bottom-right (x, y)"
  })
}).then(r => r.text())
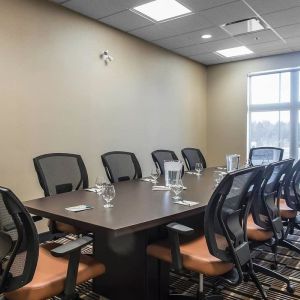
top-left (93, 229), bottom-right (159, 300)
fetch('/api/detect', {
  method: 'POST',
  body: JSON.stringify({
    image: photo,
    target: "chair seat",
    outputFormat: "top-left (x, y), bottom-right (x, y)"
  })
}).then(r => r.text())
top-left (5, 243), bottom-right (105, 300)
top-left (247, 215), bottom-right (273, 241)
top-left (147, 235), bottom-right (233, 276)
top-left (279, 198), bottom-right (297, 219)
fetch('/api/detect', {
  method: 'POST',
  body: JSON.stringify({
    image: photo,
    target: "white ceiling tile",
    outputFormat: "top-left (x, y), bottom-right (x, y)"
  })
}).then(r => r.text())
top-left (100, 10), bottom-right (152, 32)
top-left (54, 0), bottom-right (300, 64)
top-left (245, 0), bottom-right (300, 15)
top-left (259, 49), bottom-right (293, 56)
top-left (262, 7), bottom-right (300, 28)
top-left (249, 40), bottom-right (290, 52)
top-left (152, 26), bottom-right (230, 49)
top-left (178, 0), bottom-right (238, 12)
top-left (129, 13), bottom-right (213, 41)
top-left (275, 24), bottom-right (300, 39)
top-left (290, 45), bottom-right (300, 51)
top-left (189, 53), bottom-right (223, 65)
top-left (201, 1), bottom-right (255, 26)
top-left (234, 29), bottom-right (281, 45)
top-left (62, 0), bottom-right (148, 19)
top-left (174, 38), bottom-right (242, 56)
top-left (285, 36), bottom-right (300, 49)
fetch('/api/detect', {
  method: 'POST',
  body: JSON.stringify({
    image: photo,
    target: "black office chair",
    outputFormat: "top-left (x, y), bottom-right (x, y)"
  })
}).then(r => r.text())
top-left (247, 159), bottom-right (296, 293)
top-left (151, 150), bottom-right (179, 175)
top-left (33, 153), bottom-right (89, 234)
top-left (101, 151), bottom-right (142, 183)
top-left (0, 186), bottom-right (105, 300)
top-left (181, 148), bottom-right (206, 170)
top-left (147, 166), bottom-right (267, 299)
top-left (249, 147), bottom-right (284, 166)
top-left (279, 159), bottom-right (300, 238)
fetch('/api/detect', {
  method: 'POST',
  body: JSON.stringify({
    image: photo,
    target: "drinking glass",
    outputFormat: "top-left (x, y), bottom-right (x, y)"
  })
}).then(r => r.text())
top-left (243, 159), bottom-right (251, 168)
top-left (150, 167), bottom-right (161, 184)
top-left (95, 176), bottom-right (108, 195)
top-left (102, 184), bottom-right (115, 208)
top-left (195, 162), bottom-right (203, 175)
top-left (213, 171), bottom-right (224, 187)
top-left (170, 179), bottom-right (183, 200)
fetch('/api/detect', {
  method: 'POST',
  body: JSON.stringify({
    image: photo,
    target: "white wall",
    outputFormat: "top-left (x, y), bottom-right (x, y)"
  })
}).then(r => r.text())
top-left (0, 0), bottom-right (207, 200)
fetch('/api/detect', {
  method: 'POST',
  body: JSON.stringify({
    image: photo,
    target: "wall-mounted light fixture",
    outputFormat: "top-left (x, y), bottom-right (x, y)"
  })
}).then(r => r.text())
top-left (100, 50), bottom-right (114, 65)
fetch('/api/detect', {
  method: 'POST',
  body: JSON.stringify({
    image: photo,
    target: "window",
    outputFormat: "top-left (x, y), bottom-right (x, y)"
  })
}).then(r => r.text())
top-left (248, 68), bottom-right (300, 159)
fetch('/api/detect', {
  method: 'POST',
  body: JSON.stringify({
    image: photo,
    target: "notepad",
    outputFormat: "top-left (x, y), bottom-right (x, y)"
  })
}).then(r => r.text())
top-left (152, 186), bottom-right (187, 191)
top-left (173, 200), bottom-right (198, 206)
top-left (65, 205), bottom-right (94, 212)
top-left (152, 185), bottom-right (171, 191)
top-left (85, 188), bottom-right (98, 193)
top-left (140, 178), bottom-right (155, 182)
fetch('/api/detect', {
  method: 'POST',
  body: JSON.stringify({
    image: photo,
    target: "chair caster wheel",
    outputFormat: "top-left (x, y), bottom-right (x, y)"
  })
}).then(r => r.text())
top-left (287, 284), bottom-right (295, 294)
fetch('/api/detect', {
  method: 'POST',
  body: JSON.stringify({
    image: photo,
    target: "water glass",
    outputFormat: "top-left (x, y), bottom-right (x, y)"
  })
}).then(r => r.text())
top-left (243, 159), bottom-right (252, 168)
top-left (95, 176), bottom-right (108, 195)
top-left (150, 167), bottom-right (161, 184)
top-left (170, 179), bottom-right (183, 200)
top-left (213, 171), bottom-right (224, 187)
top-left (102, 184), bottom-right (115, 208)
top-left (195, 162), bottom-right (203, 175)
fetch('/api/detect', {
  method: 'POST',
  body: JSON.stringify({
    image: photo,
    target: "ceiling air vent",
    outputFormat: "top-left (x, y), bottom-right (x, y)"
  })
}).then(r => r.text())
top-left (220, 17), bottom-right (268, 36)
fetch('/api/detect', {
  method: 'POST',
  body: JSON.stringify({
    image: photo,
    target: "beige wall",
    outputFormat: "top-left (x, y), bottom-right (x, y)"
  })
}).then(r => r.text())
top-left (207, 52), bottom-right (300, 166)
top-left (0, 0), bottom-right (207, 200)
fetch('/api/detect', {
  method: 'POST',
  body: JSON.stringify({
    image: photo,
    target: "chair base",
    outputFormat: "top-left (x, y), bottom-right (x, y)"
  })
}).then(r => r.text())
top-left (253, 263), bottom-right (295, 294)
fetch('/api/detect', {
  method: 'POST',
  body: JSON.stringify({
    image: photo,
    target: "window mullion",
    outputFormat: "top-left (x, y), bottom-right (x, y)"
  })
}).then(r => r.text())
top-left (290, 71), bottom-right (299, 159)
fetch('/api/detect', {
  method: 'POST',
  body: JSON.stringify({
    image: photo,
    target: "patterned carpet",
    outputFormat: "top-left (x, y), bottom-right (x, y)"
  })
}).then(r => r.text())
top-left (46, 229), bottom-right (300, 299)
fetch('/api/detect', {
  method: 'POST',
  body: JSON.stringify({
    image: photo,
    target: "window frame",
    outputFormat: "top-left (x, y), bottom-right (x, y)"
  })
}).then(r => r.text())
top-left (247, 67), bottom-right (300, 159)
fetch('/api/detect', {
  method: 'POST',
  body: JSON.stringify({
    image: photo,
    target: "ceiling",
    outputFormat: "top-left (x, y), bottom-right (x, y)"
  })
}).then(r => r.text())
top-left (49, 0), bottom-right (300, 65)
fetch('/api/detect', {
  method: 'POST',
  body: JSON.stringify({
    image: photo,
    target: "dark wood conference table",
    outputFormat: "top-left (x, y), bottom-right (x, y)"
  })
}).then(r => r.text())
top-left (25, 167), bottom-right (218, 300)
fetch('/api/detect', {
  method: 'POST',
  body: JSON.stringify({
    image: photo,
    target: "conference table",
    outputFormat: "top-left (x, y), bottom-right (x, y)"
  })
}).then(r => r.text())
top-left (25, 167), bottom-right (219, 300)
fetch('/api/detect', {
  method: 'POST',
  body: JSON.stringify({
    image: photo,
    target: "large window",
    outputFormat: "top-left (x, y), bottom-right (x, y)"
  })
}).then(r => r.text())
top-left (248, 68), bottom-right (300, 159)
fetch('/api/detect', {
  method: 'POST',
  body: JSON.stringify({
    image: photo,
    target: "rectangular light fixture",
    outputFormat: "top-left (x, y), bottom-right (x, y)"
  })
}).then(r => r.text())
top-left (131, 0), bottom-right (192, 22)
top-left (216, 46), bottom-right (253, 58)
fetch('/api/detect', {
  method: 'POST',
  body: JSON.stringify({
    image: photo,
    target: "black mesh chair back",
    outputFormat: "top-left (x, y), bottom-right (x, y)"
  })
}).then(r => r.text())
top-left (283, 160), bottom-right (300, 211)
top-left (249, 147), bottom-right (284, 166)
top-left (251, 159), bottom-right (294, 237)
top-left (204, 166), bottom-right (264, 271)
top-left (33, 153), bottom-right (89, 196)
top-left (101, 151), bottom-right (142, 183)
top-left (181, 147), bottom-right (206, 170)
top-left (151, 150), bottom-right (179, 175)
top-left (0, 187), bottom-right (39, 293)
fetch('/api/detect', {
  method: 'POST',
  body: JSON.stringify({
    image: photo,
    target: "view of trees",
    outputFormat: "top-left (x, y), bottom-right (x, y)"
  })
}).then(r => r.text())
top-left (250, 120), bottom-right (290, 154)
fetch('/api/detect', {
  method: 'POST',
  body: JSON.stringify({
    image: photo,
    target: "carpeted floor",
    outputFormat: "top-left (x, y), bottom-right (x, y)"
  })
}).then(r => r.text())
top-left (46, 229), bottom-right (300, 300)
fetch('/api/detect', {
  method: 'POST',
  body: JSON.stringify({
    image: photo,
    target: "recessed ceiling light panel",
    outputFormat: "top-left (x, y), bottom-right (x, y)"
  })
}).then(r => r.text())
top-left (131, 0), bottom-right (192, 22)
top-left (216, 46), bottom-right (253, 58)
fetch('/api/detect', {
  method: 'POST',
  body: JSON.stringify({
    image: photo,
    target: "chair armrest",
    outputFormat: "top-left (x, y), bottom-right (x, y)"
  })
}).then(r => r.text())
top-left (166, 222), bottom-right (194, 235)
top-left (166, 222), bottom-right (194, 272)
top-left (31, 215), bottom-right (43, 222)
top-left (51, 236), bottom-right (93, 257)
